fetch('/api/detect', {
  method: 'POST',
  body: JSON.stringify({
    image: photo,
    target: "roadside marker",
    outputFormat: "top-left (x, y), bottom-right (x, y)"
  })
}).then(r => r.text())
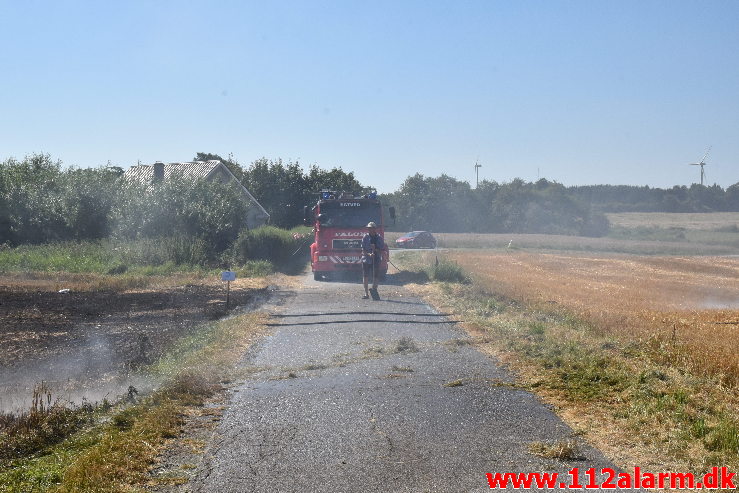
top-left (221, 270), bottom-right (236, 308)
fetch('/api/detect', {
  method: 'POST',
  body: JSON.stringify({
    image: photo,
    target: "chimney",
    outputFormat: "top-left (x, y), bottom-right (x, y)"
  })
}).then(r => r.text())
top-left (153, 161), bottom-right (164, 182)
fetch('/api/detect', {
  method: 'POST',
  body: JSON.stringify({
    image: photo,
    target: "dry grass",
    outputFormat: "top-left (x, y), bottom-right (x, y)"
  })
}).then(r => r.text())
top-left (387, 231), bottom-right (739, 256)
top-left (58, 400), bottom-right (183, 492)
top-left (0, 383), bottom-right (95, 463)
top-left (448, 251), bottom-right (739, 387)
top-left (393, 336), bottom-right (419, 353)
top-left (400, 249), bottom-right (739, 474)
top-left (607, 212), bottom-right (739, 230)
top-left (528, 440), bottom-right (583, 461)
top-left (0, 271), bottom-right (271, 293)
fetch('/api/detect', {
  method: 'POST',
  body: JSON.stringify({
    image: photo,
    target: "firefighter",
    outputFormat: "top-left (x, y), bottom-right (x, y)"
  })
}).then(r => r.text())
top-left (361, 221), bottom-right (385, 299)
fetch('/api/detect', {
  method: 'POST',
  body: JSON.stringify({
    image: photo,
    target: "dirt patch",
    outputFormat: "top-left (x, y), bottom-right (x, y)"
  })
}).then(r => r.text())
top-left (0, 276), bottom-right (267, 413)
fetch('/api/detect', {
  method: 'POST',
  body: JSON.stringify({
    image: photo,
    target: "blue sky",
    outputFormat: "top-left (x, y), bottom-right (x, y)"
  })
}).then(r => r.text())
top-left (1, 0), bottom-right (737, 193)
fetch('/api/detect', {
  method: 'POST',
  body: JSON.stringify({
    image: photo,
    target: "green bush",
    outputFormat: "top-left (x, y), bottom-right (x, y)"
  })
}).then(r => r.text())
top-left (229, 226), bottom-right (309, 272)
top-left (0, 154), bottom-right (121, 246)
top-left (0, 241), bottom-right (115, 273)
top-left (428, 260), bottom-right (469, 283)
top-left (235, 260), bottom-right (275, 277)
top-left (111, 174), bottom-right (250, 256)
top-left (116, 236), bottom-right (208, 266)
top-left (0, 239), bottom-right (213, 274)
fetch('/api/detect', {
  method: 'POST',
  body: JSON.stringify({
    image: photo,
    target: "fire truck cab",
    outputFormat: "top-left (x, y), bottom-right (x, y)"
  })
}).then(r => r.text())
top-left (304, 190), bottom-right (394, 281)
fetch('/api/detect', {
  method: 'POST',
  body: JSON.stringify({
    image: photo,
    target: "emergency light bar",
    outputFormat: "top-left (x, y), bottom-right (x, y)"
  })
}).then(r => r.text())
top-left (317, 190), bottom-right (379, 200)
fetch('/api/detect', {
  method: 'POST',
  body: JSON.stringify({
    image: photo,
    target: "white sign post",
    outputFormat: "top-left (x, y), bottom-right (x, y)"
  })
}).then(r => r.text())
top-left (221, 271), bottom-right (236, 307)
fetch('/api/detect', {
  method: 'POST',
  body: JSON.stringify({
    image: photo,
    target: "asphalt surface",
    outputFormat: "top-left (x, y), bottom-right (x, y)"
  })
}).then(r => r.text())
top-left (190, 273), bottom-right (631, 492)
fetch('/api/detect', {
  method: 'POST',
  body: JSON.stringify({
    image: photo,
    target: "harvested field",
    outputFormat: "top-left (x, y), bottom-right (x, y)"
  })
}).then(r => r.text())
top-left (0, 274), bottom-right (268, 414)
top-left (385, 231), bottom-right (739, 255)
top-left (607, 212), bottom-right (739, 230)
top-left (446, 251), bottom-right (739, 386)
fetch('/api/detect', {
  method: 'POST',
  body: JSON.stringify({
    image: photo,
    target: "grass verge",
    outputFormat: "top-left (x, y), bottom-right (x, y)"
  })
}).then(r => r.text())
top-left (396, 254), bottom-right (739, 476)
top-left (0, 311), bottom-right (269, 492)
top-left (0, 237), bottom-right (301, 279)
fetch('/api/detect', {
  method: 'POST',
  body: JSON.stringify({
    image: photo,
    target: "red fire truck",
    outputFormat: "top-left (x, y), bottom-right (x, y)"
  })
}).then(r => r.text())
top-left (304, 190), bottom-right (395, 281)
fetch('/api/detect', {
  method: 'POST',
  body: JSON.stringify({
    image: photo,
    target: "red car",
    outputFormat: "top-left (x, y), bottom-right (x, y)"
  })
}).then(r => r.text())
top-left (395, 231), bottom-right (437, 249)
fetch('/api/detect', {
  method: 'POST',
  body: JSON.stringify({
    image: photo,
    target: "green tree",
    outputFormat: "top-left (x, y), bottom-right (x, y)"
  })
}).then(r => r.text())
top-left (386, 173), bottom-right (433, 231)
top-left (193, 152), bottom-right (244, 182)
top-left (687, 184), bottom-right (726, 212)
top-left (386, 174), bottom-right (479, 233)
top-left (241, 158), bottom-right (308, 228)
top-left (0, 153), bottom-right (67, 244)
top-left (490, 179), bottom-right (609, 236)
top-left (60, 167), bottom-right (120, 240)
top-left (241, 158), bottom-right (371, 228)
top-left (473, 179), bottom-right (502, 232)
top-left (726, 183), bottom-right (739, 211)
top-left (306, 165), bottom-right (369, 196)
top-left (112, 173), bottom-right (250, 254)
top-left (0, 154), bottom-right (125, 245)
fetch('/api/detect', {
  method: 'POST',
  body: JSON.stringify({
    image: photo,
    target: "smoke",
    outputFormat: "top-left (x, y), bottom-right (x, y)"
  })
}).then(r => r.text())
top-left (698, 298), bottom-right (739, 310)
top-left (679, 285), bottom-right (739, 310)
top-left (0, 280), bottom-right (242, 416)
top-left (0, 331), bottom-right (160, 415)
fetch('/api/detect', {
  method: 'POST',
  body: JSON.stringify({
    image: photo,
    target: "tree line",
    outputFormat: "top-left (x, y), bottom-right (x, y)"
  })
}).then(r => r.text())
top-left (382, 176), bottom-right (739, 235)
top-left (381, 175), bottom-right (609, 236)
top-left (0, 153), bottom-right (368, 250)
top-left (3, 152), bottom-right (739, 249)
top-left (570, 183), bottom-right (739, 213)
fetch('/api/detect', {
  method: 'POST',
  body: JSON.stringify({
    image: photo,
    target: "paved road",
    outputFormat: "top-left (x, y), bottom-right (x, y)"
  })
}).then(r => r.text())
top-left (191, 274), bottom-right (625, 492)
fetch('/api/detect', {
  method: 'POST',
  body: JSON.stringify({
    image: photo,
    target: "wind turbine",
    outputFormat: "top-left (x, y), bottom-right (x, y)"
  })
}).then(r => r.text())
top-left (474, 160), bottom-right (482, 188)
top-left (689, 146), bottom-right (711, 185)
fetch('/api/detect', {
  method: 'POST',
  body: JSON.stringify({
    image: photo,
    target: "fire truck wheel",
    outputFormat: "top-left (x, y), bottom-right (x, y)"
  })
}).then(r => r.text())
top-left (313, 272), bottom-right (323, 281)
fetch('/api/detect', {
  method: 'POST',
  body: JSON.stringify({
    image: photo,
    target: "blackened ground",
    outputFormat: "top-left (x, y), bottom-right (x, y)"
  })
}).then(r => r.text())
top-left (0, 279), bottom-right (265, 413)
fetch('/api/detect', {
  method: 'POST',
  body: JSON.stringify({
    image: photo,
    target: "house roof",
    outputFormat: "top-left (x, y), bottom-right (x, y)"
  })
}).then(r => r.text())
top-left (123, 160), bottom-right (222, 182)
top-left (123, 161), bottom-right (270, 219)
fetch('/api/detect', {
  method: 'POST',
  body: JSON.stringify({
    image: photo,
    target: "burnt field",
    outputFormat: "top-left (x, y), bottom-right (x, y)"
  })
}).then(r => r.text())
top-left (0, 276), bottom-right (267, 414)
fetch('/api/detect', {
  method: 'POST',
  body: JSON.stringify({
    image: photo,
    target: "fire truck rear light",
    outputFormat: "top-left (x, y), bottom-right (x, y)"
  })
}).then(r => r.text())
top-left (318, 256), bottom-right (328, 261)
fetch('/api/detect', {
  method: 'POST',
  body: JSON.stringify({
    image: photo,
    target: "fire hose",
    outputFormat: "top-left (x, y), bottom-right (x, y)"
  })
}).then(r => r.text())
top-left (291, 239), bottom-right (311, 256)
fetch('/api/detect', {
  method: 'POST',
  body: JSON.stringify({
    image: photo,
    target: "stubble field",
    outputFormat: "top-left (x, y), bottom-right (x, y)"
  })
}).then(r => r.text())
top-left (388, 212), bottom-right (739, 386)
top-left (392, 219), bottom-right (739, 471)
top-left (606, 211), bottom-right (739, 230)
top-left (446, 251), bottom-right (739, 387)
